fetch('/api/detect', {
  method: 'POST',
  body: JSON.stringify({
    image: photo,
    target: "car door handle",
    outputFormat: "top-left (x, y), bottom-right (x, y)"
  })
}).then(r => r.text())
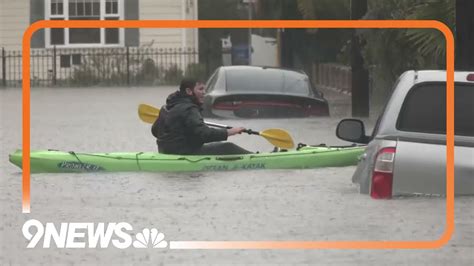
top-left (358, 153), bottom-right (367, 161)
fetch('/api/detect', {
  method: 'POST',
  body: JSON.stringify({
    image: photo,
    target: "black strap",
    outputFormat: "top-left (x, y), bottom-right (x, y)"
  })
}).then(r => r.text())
top-left (68, 151), bottom-right (83, 164)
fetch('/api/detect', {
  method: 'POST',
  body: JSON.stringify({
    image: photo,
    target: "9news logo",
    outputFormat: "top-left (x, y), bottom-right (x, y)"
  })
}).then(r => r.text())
top-left (22, 219), bottom-right (168, 249)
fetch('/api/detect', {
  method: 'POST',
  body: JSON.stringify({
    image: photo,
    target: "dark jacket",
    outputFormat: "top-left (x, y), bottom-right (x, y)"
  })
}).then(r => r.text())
top-left (151, 91), bottom-right (228, 154)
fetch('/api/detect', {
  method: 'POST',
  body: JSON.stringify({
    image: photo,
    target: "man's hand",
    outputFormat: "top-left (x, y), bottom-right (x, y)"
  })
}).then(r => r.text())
top-left (227, 127), bottom-right (246, 136)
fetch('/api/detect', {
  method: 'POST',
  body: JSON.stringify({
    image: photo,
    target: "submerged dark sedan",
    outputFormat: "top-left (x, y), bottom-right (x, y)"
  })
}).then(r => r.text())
top-left (202, 66), bottom-right (330, 118)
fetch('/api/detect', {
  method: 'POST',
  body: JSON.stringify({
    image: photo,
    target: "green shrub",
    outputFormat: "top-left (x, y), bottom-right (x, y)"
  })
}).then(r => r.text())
top-left (163, 65), bottom-right (184, 84)
top-left (185, 63), bottom-right (207, 81)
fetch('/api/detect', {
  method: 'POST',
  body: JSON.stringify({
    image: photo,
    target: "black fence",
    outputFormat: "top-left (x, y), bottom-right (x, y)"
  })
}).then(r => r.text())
top-left (1, 46), bottom-right (205, 87)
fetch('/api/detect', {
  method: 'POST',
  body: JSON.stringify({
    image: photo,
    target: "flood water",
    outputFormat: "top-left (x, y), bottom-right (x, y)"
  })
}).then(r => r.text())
top-left (0, 86), bottom-right (472, 265)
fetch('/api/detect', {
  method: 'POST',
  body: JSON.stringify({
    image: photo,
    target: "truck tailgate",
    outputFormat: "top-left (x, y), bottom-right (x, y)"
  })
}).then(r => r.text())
top-left (393, 141), bottom-right (474, 195)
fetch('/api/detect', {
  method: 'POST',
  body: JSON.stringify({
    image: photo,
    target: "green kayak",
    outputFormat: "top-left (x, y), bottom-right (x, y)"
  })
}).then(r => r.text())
top-left (9, 145), bottom-right (365, 173)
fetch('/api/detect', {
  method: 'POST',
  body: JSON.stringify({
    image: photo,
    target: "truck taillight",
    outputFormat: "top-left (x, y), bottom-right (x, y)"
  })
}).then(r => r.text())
top-left (370, 147), bottom-right (396, 199)
top-left (467, 73), bottom-right (474, 81)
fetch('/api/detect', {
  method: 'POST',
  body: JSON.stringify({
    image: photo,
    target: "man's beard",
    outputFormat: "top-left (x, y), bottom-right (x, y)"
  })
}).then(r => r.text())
top-left (190, 93), bottom-right (202, 106)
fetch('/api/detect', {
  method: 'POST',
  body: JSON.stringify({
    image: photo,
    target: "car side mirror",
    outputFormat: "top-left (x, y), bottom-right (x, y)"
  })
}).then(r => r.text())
top-left (336, 119), bottom-right (369, 144)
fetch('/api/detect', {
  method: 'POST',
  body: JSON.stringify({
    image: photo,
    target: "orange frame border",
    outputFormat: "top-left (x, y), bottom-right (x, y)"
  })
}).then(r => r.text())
top-left (22, 20), bottom-right (454, 249)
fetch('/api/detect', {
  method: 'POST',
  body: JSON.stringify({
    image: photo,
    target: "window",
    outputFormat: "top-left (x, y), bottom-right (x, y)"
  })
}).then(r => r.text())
top-left (397, 83), bottom-right (474, 137)
top-left (59, 54), bottom-right (82, 68)
top-left (46, 0), bottom-right (123, 47)
top-left (225, 69), bottom-right (311, 95)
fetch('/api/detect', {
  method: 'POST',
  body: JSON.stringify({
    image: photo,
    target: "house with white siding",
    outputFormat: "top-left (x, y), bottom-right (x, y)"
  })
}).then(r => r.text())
top-left (0, 0), bottom-right (200, 86)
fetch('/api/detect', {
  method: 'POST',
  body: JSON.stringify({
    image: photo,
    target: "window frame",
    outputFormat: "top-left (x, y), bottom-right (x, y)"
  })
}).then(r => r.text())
top-left (45, 0), bottom-right (125, 48)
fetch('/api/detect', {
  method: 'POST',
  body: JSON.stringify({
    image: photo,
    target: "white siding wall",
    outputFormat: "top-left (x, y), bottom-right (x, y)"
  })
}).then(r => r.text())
top-left (139, 0), bottom-right (183, 48)
top-left (0, 0), bottom-right (200, 84)
top-left (139, 0), bottom-right (198, 51)
top-left (0, 0), bottom-right (30, 50)
top-left (185, 0), bottom-right (198, 50)
top-left (0, 0), bottom-right (199, 50)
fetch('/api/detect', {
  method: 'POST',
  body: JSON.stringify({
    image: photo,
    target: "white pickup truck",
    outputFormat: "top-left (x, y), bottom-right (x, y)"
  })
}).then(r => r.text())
top-left (336, 70), bottom-right (474, 198)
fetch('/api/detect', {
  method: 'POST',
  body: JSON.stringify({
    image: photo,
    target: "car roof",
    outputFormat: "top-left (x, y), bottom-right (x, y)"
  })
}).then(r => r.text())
top-left (212, 65), bottom-right (316, 96)
top-left (219, 65), bottom-right (307, 75)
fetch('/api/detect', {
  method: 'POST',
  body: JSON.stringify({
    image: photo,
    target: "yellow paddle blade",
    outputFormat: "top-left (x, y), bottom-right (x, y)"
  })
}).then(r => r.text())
top-left (138, 104), bottom-right (160, 124)
top-left (259, 128), bottom-right (295, 149)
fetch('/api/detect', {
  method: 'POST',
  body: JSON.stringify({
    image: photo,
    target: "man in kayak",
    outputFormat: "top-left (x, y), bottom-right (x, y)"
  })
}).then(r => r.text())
top-left (152, 78), bottom-right (252, 155)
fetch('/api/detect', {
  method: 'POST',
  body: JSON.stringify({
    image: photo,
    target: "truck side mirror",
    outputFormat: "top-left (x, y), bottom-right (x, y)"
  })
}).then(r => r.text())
top-left (336, 119), bottom-right (369, 144)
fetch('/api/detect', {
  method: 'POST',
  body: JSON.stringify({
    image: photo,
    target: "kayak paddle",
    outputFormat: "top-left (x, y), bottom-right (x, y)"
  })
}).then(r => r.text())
top-left (138, 103), bottom-right (295, 149)
top-left (138, 103), bottom-right (161, 124)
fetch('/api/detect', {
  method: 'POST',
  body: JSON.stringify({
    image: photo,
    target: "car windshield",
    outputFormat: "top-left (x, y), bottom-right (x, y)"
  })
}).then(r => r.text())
top-left (225, 68), bottom-right (311, 95)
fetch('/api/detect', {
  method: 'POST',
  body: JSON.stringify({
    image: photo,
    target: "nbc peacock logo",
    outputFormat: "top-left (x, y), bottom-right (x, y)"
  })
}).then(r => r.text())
top-left (133, 228), bottom-right (168, 248)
